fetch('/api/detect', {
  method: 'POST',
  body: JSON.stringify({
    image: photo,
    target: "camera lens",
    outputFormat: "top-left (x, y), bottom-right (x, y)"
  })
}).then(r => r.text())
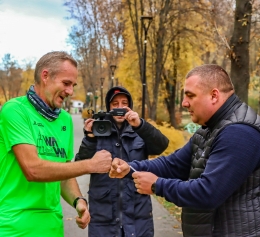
top-left (97, 124), bottom-right (107, 134)
top-left (93, 120), bottom-right (112, 136)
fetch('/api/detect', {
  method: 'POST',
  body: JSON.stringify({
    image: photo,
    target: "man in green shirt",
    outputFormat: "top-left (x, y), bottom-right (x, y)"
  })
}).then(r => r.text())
top-left (0, 51), bottom-right (112, 237)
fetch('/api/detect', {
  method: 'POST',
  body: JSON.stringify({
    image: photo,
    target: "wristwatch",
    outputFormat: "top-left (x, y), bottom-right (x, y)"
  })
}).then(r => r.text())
top-left (151, 182), bottom-right (156, 194)
top-left (73, 196), bottom-right (88, 208)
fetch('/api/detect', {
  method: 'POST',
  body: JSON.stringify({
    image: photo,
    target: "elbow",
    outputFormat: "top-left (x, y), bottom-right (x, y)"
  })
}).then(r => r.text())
top-left (22, 167), bottom-right (41, 182)
top-left (162, 141), bottom-right (169, 152)
top-left (150, 142), bottom-right (169, 155)
top-left (158, 138), bottom-right (169, 153)
top-left (198, 193), bottom-right (223, 209)
top-left (164, 138), bottom-right (170, 148)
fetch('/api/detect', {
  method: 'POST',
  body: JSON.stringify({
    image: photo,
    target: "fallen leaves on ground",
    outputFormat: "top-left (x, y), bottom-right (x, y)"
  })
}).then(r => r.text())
top-left (153, 195), bottom-right (182, 222)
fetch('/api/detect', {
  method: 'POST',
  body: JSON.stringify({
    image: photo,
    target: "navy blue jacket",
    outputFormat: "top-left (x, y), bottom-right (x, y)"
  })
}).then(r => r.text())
top-left (129, 99), bottom-right (260, 236)
top-left (75, 118), bottom-right (169, 237)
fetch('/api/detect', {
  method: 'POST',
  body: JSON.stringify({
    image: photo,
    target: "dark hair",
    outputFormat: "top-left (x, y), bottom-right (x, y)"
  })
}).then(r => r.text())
top-left (34, 51), bottom-right (77, 84)
top-left (186, 64), bottom-right (234, 93)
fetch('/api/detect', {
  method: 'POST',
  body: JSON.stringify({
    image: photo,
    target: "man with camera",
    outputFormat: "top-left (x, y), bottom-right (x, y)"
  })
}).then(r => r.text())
top-left (75, 86), bottom-right (169, 237)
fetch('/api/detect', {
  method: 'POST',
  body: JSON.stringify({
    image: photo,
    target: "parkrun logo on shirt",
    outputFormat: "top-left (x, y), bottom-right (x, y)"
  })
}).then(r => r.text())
top-left (36, 132), bottom-right (67, 158)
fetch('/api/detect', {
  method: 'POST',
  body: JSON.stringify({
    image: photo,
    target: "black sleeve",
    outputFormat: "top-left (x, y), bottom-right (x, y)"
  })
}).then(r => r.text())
top-left (74, 136), bottom-right (97, 161)
top-left (133, 119), bottom-right (169, 155)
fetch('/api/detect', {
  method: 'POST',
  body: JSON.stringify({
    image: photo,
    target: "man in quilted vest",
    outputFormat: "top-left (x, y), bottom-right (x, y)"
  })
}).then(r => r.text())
top-left (110, 64), bottom-right (260, 237)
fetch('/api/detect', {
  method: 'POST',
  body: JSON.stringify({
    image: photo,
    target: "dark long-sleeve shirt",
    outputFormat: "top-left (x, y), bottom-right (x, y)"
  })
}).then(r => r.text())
top-left (130, 123), bottom-right (260, 209)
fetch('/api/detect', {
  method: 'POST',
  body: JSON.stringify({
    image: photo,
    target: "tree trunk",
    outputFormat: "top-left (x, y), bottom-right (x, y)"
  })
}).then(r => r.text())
top-left (164, 40), bottom-right (180, 128)
top-left (230, 0), bottom-right (252, 103)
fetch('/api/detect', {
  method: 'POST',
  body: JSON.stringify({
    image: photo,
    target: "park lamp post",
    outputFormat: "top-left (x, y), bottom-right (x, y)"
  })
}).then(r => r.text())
top-left (100, 77), bottom-right (105, 111)
top-left (110, 65), bottom-right (117, 88)
top-left (140, 15), bottom-right (153, 119)
top-left (94, 84), bottom-right (99, 113)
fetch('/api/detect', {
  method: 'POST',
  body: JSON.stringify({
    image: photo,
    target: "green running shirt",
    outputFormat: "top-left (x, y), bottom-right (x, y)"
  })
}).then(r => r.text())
top-left (0, 96), bottom-right (74, 237)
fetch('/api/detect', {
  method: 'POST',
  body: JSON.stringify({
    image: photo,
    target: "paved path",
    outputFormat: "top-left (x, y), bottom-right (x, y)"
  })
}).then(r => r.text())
top-left (61, 114), bottom-right (183, 237)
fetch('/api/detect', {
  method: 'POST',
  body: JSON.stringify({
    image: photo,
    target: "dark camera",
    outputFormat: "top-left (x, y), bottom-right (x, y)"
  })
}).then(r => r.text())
top-left (109, 108), bottom-right (127, 116)
top-left (92, 120), bottom-right (112, 136)
top-left (92, 109), bottom-right (127, 136)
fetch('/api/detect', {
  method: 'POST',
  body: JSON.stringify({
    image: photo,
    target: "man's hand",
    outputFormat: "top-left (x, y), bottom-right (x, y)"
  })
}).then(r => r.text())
top-left (84, 118), bottom-right (94, 132)
top-left (109, 158), bottom-right (130, 178)
top-left (90, 150), bottom-right (112, 173)
top-left (124, 107), bottom-right (141, 127)
top-left (75, 199), bottom-right (90, 229)
top-left (133, 172), bottom-right (158, 195)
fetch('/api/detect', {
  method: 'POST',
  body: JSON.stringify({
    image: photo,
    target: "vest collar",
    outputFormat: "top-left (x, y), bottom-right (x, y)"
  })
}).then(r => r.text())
top-left (205, 94), bottom-right (241, 130)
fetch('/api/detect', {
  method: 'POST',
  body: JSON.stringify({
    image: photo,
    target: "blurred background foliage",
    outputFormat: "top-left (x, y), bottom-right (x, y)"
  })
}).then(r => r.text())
top-left (1, 0), bottom-right (260, 128)
top-left (1, 0), bottom-right (259, 134)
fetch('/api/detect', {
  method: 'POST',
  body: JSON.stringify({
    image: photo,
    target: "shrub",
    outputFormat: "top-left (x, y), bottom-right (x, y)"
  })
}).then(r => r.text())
top-left (147, 119), bottom-right (186, 157)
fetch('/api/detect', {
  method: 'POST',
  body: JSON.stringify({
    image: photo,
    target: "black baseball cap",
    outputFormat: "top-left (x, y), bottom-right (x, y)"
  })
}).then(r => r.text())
top-left (105, 86), bottom-right (133, 111)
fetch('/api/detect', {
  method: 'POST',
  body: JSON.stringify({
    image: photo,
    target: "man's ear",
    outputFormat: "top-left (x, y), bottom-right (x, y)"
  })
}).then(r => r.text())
top-left (211, 88), bottom-right (219, 104)
top-left (41, 69), bottom-right (49, 84)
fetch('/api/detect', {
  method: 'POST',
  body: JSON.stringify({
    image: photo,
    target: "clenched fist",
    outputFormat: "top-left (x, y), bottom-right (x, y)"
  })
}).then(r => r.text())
top-left (89, 150), bottom-right (112, 173)
top-left (109, 158), bottom-right (130, 178)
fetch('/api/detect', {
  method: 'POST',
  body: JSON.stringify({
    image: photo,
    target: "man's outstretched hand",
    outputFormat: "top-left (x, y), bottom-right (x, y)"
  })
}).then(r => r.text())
top-left (132, 171), bottom-right (158, 195)
top-left (109, 158), bottom-right (159, 195)
top-left (89, 150), bottom-right (112, 173)
top-left (109, 158), bottom-right (130, 178)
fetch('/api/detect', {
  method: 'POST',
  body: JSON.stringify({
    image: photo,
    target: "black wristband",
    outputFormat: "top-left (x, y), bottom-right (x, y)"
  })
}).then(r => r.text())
top-left (73, 197), bottom-right (88, 208)
top-left (83, 128), bottom-right (93, 136)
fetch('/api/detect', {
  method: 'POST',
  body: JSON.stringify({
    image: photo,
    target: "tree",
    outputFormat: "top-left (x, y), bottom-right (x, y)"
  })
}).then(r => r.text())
top-left (64, 0), bottom-right (124, 108)
top-left (21, 62), bottom-right (34, 94)
top-left (0, 54), bottom-right (22, 101)
top-left (229, 0), bottom-right (252, 103)
top-left (63, 0), bottom-right (260, 124)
